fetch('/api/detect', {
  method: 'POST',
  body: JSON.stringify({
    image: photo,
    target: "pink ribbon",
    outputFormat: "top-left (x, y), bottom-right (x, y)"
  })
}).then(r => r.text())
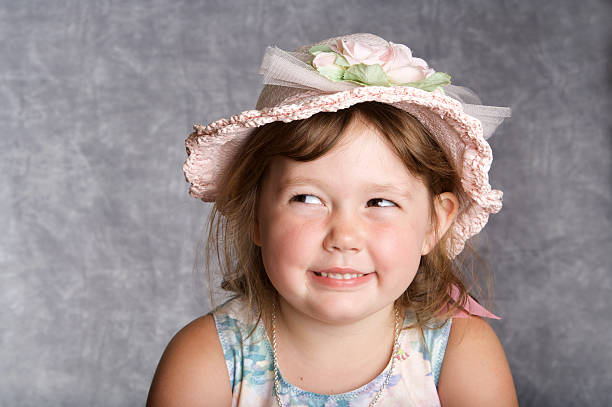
top-left (449, 284), bottom-right (500, 319)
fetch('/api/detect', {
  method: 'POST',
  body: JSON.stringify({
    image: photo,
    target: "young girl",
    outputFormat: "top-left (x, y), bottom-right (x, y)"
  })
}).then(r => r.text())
top-left (148, 33), bottom-right (518, 406)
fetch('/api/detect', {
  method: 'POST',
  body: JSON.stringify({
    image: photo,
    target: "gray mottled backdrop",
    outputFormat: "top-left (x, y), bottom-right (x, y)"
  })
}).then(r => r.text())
top-left (2, 0), bottom-right (611, 406)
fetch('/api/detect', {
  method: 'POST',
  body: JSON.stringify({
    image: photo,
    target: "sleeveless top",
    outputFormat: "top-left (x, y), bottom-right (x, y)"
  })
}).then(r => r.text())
top-left (213, 298), bottom-right (452, 407)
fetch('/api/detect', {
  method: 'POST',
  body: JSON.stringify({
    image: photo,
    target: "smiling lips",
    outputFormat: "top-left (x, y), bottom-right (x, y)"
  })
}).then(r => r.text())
top-left (310, 268), bottom-right (374, 288)
top-left (312, 268), bottom-right (370, 280)
top-left (315, 271), bottom-right (365, 280)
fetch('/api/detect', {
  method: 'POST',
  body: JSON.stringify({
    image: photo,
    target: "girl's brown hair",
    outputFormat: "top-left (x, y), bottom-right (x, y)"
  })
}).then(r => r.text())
top-left (206, 101), bottom-right (483, 330)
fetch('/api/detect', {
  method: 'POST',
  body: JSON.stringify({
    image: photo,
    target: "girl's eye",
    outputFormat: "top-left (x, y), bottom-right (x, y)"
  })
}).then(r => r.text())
top-left (367, 198), bottom-right (397, 208)
top-left (291, 194), bottom-right (323, 205)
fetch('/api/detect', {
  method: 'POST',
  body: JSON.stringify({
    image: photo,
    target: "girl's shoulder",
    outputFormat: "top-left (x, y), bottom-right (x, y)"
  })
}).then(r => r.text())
top-left (146, 310), bottom-right (233, 407)
top-left (437, 316), bottom-right (518, 407)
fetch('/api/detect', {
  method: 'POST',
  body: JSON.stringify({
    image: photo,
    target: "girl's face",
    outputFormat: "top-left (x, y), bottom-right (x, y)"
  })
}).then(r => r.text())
top-left (254, 117), bottom-right (444, 325)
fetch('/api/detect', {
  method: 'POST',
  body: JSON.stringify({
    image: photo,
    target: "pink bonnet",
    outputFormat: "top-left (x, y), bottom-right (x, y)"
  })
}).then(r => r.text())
top-left (183, 33), bottom-right (511, 258)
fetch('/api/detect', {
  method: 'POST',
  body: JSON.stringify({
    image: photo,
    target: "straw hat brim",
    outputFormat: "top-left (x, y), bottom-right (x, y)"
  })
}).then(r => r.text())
top-left (183, 84), bottom-right (502, 258)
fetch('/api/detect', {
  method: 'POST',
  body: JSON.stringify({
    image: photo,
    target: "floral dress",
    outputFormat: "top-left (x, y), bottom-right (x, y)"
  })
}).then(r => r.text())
top-left (213, 298), bottom-right (451, 407)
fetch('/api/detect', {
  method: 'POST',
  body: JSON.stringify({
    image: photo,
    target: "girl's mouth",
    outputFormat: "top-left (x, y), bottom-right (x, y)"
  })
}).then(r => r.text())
top-left (313, 271), bottom-right (366, 280)
top-left (309, 269), bottom-right (374, 288)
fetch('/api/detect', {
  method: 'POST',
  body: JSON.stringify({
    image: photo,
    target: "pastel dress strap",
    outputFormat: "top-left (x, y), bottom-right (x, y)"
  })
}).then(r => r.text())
top-left (212, 298), bottom-right (275, 405)
top-left (423, 319), bottom-right (453, 385)
top-left (212, 298), bottom-right (454, 407)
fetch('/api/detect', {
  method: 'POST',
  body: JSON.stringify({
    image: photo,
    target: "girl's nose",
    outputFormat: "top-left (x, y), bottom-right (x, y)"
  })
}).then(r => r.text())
top-left (322, 210), bottom-right (364, 253)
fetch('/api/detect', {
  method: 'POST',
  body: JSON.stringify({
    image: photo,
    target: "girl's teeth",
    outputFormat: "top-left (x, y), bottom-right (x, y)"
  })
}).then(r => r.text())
top-left (318, 272), bottom-right (363, 279)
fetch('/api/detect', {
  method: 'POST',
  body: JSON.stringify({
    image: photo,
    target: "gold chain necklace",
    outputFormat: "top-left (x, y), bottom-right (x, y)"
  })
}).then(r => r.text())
top-left (270, 306), bottom-right (401, 407)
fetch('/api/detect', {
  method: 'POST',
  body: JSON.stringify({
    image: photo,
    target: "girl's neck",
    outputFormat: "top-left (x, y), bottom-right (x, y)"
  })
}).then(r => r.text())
top-left (271, 299), bottom-right (399, 394)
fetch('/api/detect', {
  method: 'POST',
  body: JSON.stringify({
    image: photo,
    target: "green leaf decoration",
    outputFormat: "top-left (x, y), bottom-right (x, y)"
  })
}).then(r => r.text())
top-left (334, 54), bottom-right (350, 67)
top-left (343, 63), bottom-right (390, 86)
top-left (309, 44), bottom-right (335, 55)
top-left (400, 72), bottom-right (451, 92)
top-left (316, 64), bottom-right (346, 82)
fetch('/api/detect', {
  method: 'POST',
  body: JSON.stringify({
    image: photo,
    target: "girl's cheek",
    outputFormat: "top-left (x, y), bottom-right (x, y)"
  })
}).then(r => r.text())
top-left (368, 223), bottom-right (423, 259)
top-left (265, 214), bottom-right (323, 255)
top-left (276, 208), bottom-right (325, 233)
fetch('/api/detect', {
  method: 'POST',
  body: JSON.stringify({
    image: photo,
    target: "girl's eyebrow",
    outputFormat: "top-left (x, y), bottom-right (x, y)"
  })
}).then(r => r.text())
top-left (276, 176), bottom-right (325, 192)
top-left (277, 176), bottom-right (415, 198)
top-left (365, 183), bottom-right (414, 199)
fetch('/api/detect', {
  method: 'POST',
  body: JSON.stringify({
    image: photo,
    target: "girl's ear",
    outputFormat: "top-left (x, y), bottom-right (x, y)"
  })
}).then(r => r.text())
top-left (421, 192), bottom-right (459, 255)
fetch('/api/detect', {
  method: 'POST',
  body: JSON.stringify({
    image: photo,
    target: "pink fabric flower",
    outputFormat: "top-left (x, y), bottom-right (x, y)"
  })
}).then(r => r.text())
top-left (381, 42), bottom-right (435, 84)
top-left (330, 39), bottom-right (435, 85)
top-left (312, 52), bottom-right (337, 69)
top-left (332, 38), bottom-right (389, 66)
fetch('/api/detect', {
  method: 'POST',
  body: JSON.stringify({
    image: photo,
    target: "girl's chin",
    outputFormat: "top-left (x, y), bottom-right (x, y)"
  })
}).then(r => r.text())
top-left (301, 300), bottom-right (394, 326)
